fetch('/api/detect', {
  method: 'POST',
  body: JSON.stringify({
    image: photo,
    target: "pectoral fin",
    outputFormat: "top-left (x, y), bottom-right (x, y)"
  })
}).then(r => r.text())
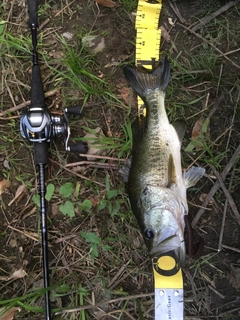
top-left (184, 166), bottom-right (205, 188)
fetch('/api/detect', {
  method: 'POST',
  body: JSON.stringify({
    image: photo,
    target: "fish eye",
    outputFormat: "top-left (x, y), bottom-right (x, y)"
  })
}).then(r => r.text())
top-left (144, 228), bottom-right (155, 239)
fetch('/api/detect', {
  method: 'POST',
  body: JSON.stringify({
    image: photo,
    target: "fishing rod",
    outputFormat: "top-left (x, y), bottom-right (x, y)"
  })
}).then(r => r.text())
top-left (20, 1), bottom-right (88, 319)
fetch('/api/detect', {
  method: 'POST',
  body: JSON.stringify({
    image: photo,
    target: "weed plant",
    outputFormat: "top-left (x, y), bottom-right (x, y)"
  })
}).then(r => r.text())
top-left (120, 0), bottom-right (138, 12)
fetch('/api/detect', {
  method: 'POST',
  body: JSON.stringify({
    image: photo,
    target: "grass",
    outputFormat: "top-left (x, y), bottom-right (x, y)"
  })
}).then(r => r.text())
top-left (0, 0), bottom-right (240, 319)
top-left (120, 0), bottom-right (138, 12)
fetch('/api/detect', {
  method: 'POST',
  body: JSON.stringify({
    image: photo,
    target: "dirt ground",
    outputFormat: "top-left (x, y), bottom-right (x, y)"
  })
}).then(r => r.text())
top-left (0, 0), bottom-right (240, 319)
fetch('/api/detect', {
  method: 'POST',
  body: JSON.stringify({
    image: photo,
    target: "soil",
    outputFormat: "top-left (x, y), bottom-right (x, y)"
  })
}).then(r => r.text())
top-left (0, 0), bottom-right (240, 319)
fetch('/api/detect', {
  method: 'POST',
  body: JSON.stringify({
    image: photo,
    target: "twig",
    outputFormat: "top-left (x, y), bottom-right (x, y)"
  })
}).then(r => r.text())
top-left (54, 0), bottom-right (76, 17)
top-left (211, 167), bottom-right (240, 225)
top-left (208, 285), bottom-right (225, 299)
top-left (218, 306), bottom-right (240, 317)
top-left (66, 154), bottom-right (126, 166)
top-left (216, 64), bottom-right (223, 97)
top-left (177, 22), bottom-right (240, 70)
top-left (218, 161), bottom-right (236, 251)
top-left (7, 225), bottom-right (38, 242)
top-left (191, 0), bottom-right (240, 32)
top-left (221, 244), bottom-right (240, 253)
top-left (50, 159), bottom-right (105, 187)
top-left (107, 260), bottom-right (131, 289)
top-left (169, 2), bottom-right (186, 23)
top-left (54, 292), bottom-right (154, 315)
top-left (39, 18), bottom-right (50, 31)
top-left (223, 47), bottom-right (240, 57)
top-left (226, 89), bottom-right (239, 150)
top-left (192, 144), bottom-right (240, 226)
top-left (0, 88), bottom-right (59, 117)
top-left (218, 198), bottom-right (228, 252)
top-left (66, 161), bottom-right (119, 170)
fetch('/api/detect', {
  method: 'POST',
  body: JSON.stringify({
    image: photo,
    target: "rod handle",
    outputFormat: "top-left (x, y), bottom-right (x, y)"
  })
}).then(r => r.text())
top-left (28, 0), bottom-right (38, 27)
top-left (31, 65), bottom-right (45, 108)
top-left (34, 142), bottom-right (48, 165)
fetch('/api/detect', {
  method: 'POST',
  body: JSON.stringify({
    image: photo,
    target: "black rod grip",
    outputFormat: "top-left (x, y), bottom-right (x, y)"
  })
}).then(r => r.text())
top-left (28, 0), bottom-right (38, 27)
top-left (34, 142), bottom-right (48, 165)
top-left (31, 65), bottom-right (45, 109)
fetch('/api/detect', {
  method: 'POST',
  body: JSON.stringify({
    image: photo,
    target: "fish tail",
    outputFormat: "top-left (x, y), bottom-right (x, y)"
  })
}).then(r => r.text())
top-left (123, 56), bottom-right (170, 100)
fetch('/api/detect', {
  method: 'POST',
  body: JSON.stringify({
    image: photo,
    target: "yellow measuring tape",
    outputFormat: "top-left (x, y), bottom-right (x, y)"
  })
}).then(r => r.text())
top-left (153, 254), bottom-right (183, 319)
top-left (135, 0), bottom-right (162, 117)
top-left (135, 1), bottom-right (184, 319)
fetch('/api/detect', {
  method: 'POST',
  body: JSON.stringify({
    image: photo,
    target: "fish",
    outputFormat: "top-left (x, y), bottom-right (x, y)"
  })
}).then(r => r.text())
top-left (122, 56), bottom-right (205, 267)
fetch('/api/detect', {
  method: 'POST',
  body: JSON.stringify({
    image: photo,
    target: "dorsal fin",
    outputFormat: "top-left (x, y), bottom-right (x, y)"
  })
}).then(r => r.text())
top-left (172, 120), bottom-right (187, 143)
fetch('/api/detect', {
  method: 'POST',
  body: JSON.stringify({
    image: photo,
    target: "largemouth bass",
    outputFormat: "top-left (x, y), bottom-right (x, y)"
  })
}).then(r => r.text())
top-left (123, 56), bottom-right (205, 267)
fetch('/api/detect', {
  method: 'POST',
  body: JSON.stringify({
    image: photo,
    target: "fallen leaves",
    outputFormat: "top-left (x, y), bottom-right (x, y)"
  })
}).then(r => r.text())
top-left (8, 184), bottom-right (26, 206)
top-left (0, 179), bottom-right (10, 195)
top-left (0, 268), bottom-right (27, 281)
top-left (192, 117), bottom-right (209, 140)
top-left (84, 127), bottom-right (107, 160)
top-left (119, 86), bottom-right (132, 105)
top-left (96, 0), bottom-right (117, 8)
top-left (0, 307), bottom-right (21, 320)
top-left (185, 117), bottom-right (210, 152)
top-left (117, 80), bottom-right (137, 108)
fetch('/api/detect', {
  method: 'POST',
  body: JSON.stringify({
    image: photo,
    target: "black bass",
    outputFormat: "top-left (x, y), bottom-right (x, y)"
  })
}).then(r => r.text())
top-left (123, 56), bottom-right (205, 267)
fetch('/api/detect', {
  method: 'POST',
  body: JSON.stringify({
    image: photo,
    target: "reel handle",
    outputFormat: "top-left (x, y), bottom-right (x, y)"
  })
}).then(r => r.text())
top-left (65, 105), bottom-right (84, 115)
top-left (67, 142), bottom-right (88, 153)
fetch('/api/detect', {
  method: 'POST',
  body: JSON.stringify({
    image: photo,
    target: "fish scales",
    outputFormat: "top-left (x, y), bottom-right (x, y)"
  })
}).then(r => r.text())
top-left (132, 90), bottom-right (181, 188)
top-left (123, 56), bottom-right (205, 266)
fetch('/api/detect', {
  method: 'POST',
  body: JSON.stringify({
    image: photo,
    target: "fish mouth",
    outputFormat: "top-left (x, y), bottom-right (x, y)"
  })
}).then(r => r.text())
top-left (149, 234), bottom-right (186, 267)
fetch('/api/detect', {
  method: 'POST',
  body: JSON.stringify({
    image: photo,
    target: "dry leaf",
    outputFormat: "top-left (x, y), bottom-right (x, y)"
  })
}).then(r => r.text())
top-left (0, 268), bottom-right (26, 282)
top-left (9, 268), bottom-right (27, 280)
top-left (120, 86), bottom-right (131, 105)
top-left (168, 17), bottom-right (174, 26)
top-left (9, 238), bottom-right (17, 248)
top-left (96, 0), bottom-right (117, 8)
top-left (8, 184), bottom-right (26, 206)
top-left (199, 193), bottom-right (215, 204)
top-left (49, 50), bottom-right (64, 58)
top-left (0, 179), bottom-right (11, 195)
top-left (159, 25), bottom-right (178, 52)
top-left (84, 127), bottom-right (106, 160)
top-left (89, 195), bottom-right (100, 207)
top-left (160, 25), bottom-right (171, 43)
top-left (192, 117), bottom-right (210, 139)
top-left (192, 117), bottom-right (204, 139)
top-left (0, 307), bottom-right (21, 320)
top-left (190, 117), bottom-right (210, 150)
